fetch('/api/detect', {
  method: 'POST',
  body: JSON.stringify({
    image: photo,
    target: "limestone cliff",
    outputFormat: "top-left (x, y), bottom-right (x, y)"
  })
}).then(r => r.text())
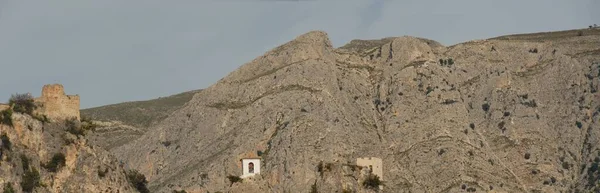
top-left (101, 28), bottom-right (600, 192)
top-left (0, 109), bottom-right (135, 192)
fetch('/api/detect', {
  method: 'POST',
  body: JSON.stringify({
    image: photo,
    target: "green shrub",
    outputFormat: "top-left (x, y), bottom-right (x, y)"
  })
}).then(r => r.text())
top-left (226, 175), bottom-right (242, 186)
top-left (425, 86), bottom-right (434, 95)
top-left (317, 161), bottom-right (324, 177)
top-left (98, 167), bottom-right (108, 178)
top-left (81, 122), bottom-right (97, 132)
top-left (3, 182), bottom-right (15, 193)
top-left (62, 133), bottom-right (76, 145)
top-left (481, 103), bottom-right (490, 112)
top-left (562, 161), bottom-right (570, 170)
top-left (9, 93), bottom-right (35, 115)
top-left (81, 116), bottom-right (92, 123)
top-left (20, 154), bottom-right (30, 171)
top-left (81, 116), bottom-right (97, 132)
top-left (317, 161), bottom-right (334, 177)
top-left (439, 59), bottom-right (455, 66)
top-left (1, 133), bottom-right (11, 150)
top-left (21, 167), bottom-right (40, 193)
top-left (363, 173), bottom-right (382, 190)
top-left (65, 118), bottom-right (84, 136)
top-left (43, 153), bottom-right (66, 172)
top-left (310, 181), bottom-right (318, 193)
top-left (126, 169), bottom-right (150, 193)
top-left (521, 99), bottom-right (537, 108)
top-left (0, 109), bottom-right (13, 126)
top-left (32, 114), bottom-right (49, 123)
top-left (346, 164), bottom-right (361, 172)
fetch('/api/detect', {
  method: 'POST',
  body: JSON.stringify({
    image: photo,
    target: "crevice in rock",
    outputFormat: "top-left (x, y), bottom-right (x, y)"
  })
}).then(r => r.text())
top-left (386, 41), bottom-right (394, 62)
top-left (206, 84), bottom-right (321, 110)
top-left (512, 59), bottom-right (555, 77)
top-left (239, 59), bottom-right (313, 83)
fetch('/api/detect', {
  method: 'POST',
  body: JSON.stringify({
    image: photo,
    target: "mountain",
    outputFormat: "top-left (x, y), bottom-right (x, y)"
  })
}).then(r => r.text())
top-left (105, 28), bottom-right (599, 192)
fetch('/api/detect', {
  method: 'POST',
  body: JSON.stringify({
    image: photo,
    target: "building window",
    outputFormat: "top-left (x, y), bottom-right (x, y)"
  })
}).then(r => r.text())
top-left (249, 162), bottom-right (254, 173)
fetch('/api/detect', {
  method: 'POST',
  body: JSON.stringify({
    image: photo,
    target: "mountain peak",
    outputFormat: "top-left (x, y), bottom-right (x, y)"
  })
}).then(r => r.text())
top-left (292, 30), bottom-right (332, 48)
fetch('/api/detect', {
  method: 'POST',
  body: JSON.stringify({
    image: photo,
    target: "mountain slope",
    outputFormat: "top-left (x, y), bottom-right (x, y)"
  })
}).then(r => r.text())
top-left (111, 28), bottom-right (600, 193)
top-left (81, 90), bottom-right (201, 151)
top-left (81, 89), bottom-right (201, 128)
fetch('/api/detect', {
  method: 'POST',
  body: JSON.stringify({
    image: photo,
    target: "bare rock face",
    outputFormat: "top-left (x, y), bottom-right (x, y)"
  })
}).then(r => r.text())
top-left (111, 29), bottom-right (600, 192)
top-left (0, 113), bottom-right (135, 193)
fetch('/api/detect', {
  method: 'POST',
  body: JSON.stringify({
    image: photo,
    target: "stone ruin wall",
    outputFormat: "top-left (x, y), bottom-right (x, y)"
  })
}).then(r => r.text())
top-left (34, 84), bottom-right (80, 121)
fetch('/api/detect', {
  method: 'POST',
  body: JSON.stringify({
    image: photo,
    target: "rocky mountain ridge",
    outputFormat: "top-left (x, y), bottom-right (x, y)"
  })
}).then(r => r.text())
top-left (15, 28), bottom-right (596, 193)
top-left (104, 28), bottom-right (600, 193)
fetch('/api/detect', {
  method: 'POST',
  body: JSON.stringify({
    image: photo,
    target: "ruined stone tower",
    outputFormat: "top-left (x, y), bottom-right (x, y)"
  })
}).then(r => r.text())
top-left (34, 84), bottom-right (80, 121)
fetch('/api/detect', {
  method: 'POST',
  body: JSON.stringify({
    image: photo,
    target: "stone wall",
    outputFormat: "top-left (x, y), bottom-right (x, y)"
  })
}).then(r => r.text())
top-left (34, 84), bottom-right (80, 121)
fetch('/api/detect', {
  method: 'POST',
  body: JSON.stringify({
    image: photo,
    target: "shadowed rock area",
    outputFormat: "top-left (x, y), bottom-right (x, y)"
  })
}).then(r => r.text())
top-left (101, 28), bottom-right (599, 192)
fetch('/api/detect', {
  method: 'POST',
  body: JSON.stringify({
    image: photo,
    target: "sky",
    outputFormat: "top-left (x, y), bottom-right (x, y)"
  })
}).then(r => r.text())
top-left (0, 0), bottom-right (598, 108)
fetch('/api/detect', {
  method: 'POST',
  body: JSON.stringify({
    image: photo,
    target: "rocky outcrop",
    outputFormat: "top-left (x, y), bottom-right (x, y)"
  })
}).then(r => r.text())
top-left (104, 28), bottom-right (600, 192)
top-left (0, 112), bottom-right (135, 192)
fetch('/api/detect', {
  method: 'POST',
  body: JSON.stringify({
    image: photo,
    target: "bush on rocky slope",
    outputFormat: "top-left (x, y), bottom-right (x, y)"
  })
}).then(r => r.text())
top-left (2, 182), bottom-right (15, 193)
top-left (227, 175), bottom-right (243, 186)
top-left (363, 172), bottom-right (382, 190)
top-left (9, 93), bottom-right (35, 115)
top-left (127, 169), bottom-right (150, 193)
top-left (42, 153), bottom-right (66, 172)
top-left (0, 109), bottom-right (13, 126)
top-left (20, 154), bottom-right (41, 193)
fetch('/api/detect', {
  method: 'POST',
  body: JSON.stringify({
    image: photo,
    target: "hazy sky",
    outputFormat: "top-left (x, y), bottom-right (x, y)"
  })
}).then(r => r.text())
top-left (0, 0), bottom-right (597, 108)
